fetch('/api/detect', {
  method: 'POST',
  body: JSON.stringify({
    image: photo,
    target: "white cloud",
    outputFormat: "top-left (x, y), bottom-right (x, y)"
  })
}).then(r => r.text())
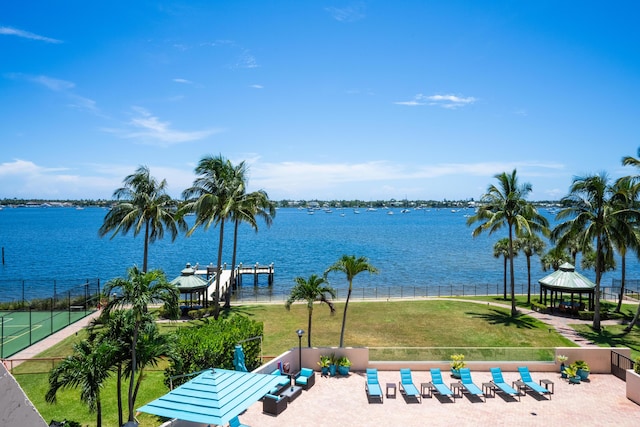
top-left (250, 84), bottom-right (263, 89)
top-left (107, 107), bottom-right (222, 146)
top-left (325, 3), bottom-right (366, 22)
top-left (173, 78), bottom-right (193, 84)
top-left (31, 75), bottom-right (75, 91)
top-left (395, 93), bottom-right (477, 109)
top-left (0, 26), bottom-right (62, 43)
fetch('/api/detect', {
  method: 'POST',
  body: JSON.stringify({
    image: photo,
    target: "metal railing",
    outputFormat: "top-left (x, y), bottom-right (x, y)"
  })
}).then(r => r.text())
top-left (368, 347), bottom-right (556, 362)
top-left (611, 350), bottom-right (635, 381)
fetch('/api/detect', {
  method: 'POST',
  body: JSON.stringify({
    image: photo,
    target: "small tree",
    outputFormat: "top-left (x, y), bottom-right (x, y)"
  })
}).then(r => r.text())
top-left (285, 274), bottom-right (336, 347)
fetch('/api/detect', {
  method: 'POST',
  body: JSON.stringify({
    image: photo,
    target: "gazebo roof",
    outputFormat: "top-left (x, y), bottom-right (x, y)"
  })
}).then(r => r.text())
top-left (538, 262), bottom-right (596, 291)
top-left (170, 263), bottom-right (208, 291)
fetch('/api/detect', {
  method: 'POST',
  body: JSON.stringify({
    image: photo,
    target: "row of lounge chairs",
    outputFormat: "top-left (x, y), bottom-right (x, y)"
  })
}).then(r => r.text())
top-left (365, 366), bottom-right (552, 404)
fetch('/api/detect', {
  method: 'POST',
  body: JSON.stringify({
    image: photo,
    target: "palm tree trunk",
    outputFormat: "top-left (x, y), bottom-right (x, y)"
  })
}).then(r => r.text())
top-left (128, 323), bottom-right (139, 422)
top-left (526, 255), bottom-right (532, 304)
top-left (339, 284), bottom-right (353, 347)
top-left (593, 236), bottom-right (602, 331)
top-left (225, 219), bottom-right (239, 309)
top-left (625, 302), bottom-right (640, 332)
top-left (508, 226), bottom-right (517, 316)
top-left (96, 398), bottom-right (102, 427)
top-left (307, 307), bottom-right (313, 347)
top-left (616, 254), bottom-right (626, 313)
top-left (117, 364), bottom-right (123, 427)
top-left (502, 256), bottom-right (507, 300)
top-left (143, 220), bottom-right (150, 273)
top-left (214, 221), bottom-right (225, 320)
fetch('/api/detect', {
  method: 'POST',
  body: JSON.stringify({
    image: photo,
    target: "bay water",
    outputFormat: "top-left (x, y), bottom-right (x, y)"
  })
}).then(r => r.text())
top-left (0, 206), bottom-right (634, 302)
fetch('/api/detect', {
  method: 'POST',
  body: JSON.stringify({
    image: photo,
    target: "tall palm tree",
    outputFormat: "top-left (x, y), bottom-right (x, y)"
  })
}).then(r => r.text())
top-left (325, 255), bottom-right (378, 347)
top-left (467, 169), bottom-right (549, 316)
top-left (99, 165), bottom-right (186, 272)
top-left (225, 188), bottom-right (276, 309)
top-left (540, 246), bottom-right (571, 272)
top-left (552, 172), bottom-right (640, 331)
top-left (285, 274), bottom-right (336, 347)
top-left (46, 340), bottom-right (116, 427)
top-left (102, 266), bottom-right (178, 423)
top-left (182, 155), bottom-right (243, 319)
top-left (493, 237), bottom-right (517, 300)
top-left (621, 148), bottom-right (640, 330)
top-left (518, 233), bottom-right (545, 304)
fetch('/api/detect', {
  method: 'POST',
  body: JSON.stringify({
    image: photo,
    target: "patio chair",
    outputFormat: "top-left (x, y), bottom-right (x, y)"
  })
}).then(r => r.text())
top-left (269, 368), bottom-right (291, 395)
top-left (229, 416), bottom-right (250, 427)
top-left (398, 368), bottom-right (422, 403)
top-left (517, 366), bottom-right (552, 399)
top-left (295, 367), bottom-right (316, 390)
top-left (365, 368), bottom-right (383, 403)
top-left (458, 368), bottom-right (485, 402)
top-left (262, 393), bottom-right (288, 416)
top-left (429, 368), bottom-right (455, 401)
top-left (489, 367), bottom-right (520, 401)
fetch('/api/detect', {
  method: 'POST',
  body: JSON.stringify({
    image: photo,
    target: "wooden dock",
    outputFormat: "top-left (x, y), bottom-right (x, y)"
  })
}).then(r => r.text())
top-left (235, 262), bottom-right (274, 286)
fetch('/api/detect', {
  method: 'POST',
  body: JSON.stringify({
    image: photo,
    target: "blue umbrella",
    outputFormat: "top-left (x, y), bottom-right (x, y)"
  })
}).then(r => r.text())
top-left (233, 344), bottom-right (248, 372)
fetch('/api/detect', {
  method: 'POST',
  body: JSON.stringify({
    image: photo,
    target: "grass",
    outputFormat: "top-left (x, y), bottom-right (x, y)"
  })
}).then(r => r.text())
top-left (9, 299), bottom-right (600, 426)
top-left (571, 323), bottom-right (640, 360)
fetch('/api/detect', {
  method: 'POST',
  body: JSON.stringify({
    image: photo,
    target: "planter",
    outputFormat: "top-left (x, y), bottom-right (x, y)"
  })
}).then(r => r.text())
top-left (569, 375), bottom-right (581, 384)
top-left (451, 369), bottom-right (461, 379)
top-left (320, 367), bottom-right (329, 376)
top-left (338, 365), bottom-right (350, 376)
top-left (560, 363), bottom-right (567, 379)
top-left (329, 364), bottom-right (337, 377)
top-left (577, 369), bottom-right (590, 381)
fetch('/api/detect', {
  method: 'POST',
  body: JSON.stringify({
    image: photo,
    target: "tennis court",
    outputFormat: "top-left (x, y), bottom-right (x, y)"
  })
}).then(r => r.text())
top-left (0, 309), bottom-right (93, 358)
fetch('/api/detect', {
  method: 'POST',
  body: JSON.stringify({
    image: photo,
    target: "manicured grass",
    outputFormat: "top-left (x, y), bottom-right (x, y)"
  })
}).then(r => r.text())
top-left (17, 299), bottom-right (577, 426)
top-left (571, 323), bottom-right (640, 360)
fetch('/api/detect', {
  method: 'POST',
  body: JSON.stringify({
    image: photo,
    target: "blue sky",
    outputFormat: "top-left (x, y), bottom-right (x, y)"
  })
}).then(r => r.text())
top-left (1, 1), bottom-right (639, 201)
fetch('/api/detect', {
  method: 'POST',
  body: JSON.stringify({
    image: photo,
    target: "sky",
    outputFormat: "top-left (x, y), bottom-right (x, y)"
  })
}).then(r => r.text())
top-left (1, 1), bottom-right (640, 202)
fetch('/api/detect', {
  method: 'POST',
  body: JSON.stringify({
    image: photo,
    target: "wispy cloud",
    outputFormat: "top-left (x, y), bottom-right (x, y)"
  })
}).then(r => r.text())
top-left (0, 26), bottom-right (62, 43)
top-left (250, 84), bottom-right (264, 89)
top-left (325, 3), bottom-right (366, 22)
top-left (173, 78), bottom-right (193, 84)
top-left (107, 106), bottom-right (222, 146)
top-left (395, 93), bottom-right (477, 109)
top-left (201, 40), bottom-right (259, 69)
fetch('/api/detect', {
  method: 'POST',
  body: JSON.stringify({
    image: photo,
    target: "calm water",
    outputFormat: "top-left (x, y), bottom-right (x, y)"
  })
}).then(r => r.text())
top-left (0, 206), bottom-right (635, 301)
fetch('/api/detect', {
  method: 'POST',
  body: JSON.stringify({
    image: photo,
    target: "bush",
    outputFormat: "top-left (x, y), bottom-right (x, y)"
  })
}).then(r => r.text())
top-left (635, 357), bottom-right (640, 374)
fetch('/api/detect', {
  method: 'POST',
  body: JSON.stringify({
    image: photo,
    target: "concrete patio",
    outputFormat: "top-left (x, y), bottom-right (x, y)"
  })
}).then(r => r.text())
top-left (233, 370), bottom-right (639, 427)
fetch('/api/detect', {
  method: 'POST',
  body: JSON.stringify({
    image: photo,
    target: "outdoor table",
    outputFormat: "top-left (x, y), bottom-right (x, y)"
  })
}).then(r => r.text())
top-left (450, 382), bottom-right (464, 399)
top-left (540, 379), bottom-right (554, 394)
top-left (512, 380), bottom-right (527, 396)
top-left (420, 382), bottom-right (435, 398)
top-left (386, 382), bottom-right (397, 398)
top-left (279, 385), bottom-right (302, 403)
top-left (482, 382), bottom-right (496, 398)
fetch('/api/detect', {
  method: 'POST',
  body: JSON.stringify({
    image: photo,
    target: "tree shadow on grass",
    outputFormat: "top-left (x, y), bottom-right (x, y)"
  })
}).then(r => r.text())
top-left (574, 326), bottom-right (640, 353)
top-left (466, 309), bottom-right (538, 329)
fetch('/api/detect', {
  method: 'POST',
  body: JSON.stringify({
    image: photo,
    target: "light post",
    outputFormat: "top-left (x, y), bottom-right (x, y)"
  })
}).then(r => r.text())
top-left (296, 329), bottom-right (304, 372)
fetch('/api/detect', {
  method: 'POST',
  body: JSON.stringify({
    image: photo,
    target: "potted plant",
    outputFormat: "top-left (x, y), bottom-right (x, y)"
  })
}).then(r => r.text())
top-left (574, 360), bottom-right (590, 381)
top-left (450, 353), bottom-right (465, 379)
top-left (328, 353), bottom-right (338, 377)
top-left (337, 356), bottom-right (351, 376)
top-left (557, 354), bottom-right (568, 378)
top-left (318, 355), bottom-right (331, 376)
top-left (564, 363), bottom-right (581, 384)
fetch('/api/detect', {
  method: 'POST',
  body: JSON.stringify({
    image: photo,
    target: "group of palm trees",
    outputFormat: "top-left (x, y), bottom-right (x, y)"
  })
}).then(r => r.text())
top-left (469, 148), bottom-right (640, 334)
top-left (285, 254), bottom-right (379, 348)
top-left (47, 155), bottom-right (276, 427)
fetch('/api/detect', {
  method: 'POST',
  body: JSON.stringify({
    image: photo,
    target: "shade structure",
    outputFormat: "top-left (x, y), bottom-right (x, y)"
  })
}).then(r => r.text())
top-left (171, 263), bottom-right (209, 309)
top-left (233, 344), bottom-right (248, 372)
top-left (538, 262), bottom-right (596, 311)
top-left (138, 368), bottom-right (283, 426)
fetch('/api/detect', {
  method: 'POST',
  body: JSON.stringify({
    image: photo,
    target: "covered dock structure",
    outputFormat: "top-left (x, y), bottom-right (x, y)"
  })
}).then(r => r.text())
top-left (538, 262), bottom-right (596, 313)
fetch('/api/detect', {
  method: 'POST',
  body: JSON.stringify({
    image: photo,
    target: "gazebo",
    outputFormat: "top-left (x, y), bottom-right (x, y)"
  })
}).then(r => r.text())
top-left (171, 263), bottom-right (210, 309)
top-left (538, 262), bottom-right (595, 313)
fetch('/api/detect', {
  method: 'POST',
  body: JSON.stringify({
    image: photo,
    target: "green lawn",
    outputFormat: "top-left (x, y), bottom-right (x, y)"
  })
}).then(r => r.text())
top-left (10, 299), bottom-right (598, 427)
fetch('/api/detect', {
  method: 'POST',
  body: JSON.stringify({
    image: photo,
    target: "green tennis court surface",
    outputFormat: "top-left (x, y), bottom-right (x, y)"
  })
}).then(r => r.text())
top-left (1, 309), bottom-right (93, 358)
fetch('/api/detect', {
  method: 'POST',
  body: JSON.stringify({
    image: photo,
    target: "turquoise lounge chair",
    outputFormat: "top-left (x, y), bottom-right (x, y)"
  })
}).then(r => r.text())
top-left (398, 368), bottom-right (422, 403)
top-left (429, 368), bottom-right (455, 401)
top-left (458, 368), bottom-right (485, 402)
top-left (229, 416), bottom-right (250, 427)
top-left (489, 367), bottom-right (520, 401)
top-left (517, 366), bottom-right (552, 399)
top-left (365, 368), bottom-right (383, 403)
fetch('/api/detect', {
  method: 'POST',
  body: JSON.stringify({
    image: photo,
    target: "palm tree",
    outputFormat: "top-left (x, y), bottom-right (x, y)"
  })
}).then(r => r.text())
top-left (182, 155), bottom-right (243, 319)
top-left (540, 246), bottom-right (571, 272)
top-left (467, 169), bottom-right (549, 316)
top-left (46, 340), bottom-right (116, 427)
top-left (552, 172), bottom-right (640, 331)
top-left (99, 165), bottom-right (186, 273)
top-left (285, 274), bottom-right (336, 347)
top-left (493, 238), bottom-right (517, 300)
top-left (225, 188), bottom-right (276, 309)
top-left (518, 233), bottom-right (546, 304)
top-left (102, 266), bottom-right (178, 423)
top-left (325, 255), bottom-right (378, 347)
top-left (621, 149), bottom-right (640, 330)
